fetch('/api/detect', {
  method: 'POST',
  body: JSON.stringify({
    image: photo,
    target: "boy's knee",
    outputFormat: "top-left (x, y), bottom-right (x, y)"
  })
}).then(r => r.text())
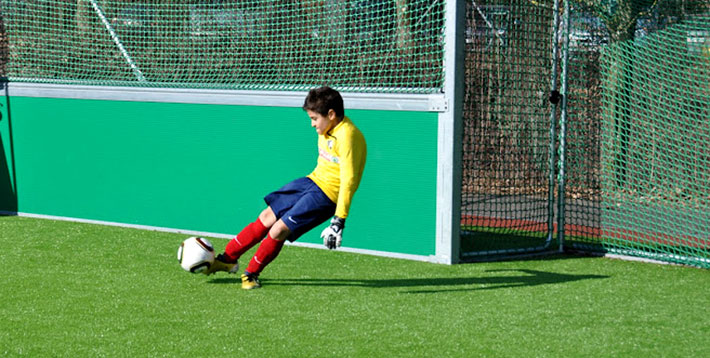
top-left (259, 207), bottom-right (277, 227)
top-left (269, 220), bottom-right (291, 241)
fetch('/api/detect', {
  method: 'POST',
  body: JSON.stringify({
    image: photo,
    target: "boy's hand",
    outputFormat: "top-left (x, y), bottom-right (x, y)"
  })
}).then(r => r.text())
top-left (321, 216), bottom-right (345, 249)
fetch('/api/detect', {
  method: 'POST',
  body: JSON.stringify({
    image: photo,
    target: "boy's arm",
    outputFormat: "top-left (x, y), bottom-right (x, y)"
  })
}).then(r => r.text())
top-left (334, 132), bottom-right (366, 219)
top-left (321, 128), bottom-right (366, 249)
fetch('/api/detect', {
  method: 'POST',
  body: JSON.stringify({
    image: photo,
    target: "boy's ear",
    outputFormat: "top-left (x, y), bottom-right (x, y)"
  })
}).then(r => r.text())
top-left (328, 109), bottom-right (337, 120)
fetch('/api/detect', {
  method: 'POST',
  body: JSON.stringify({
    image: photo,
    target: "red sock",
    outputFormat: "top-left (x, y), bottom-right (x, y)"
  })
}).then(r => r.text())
top-left (245, 235), bottom-right (285, 275)
top-left (224, 218), bottom-right (269, 261)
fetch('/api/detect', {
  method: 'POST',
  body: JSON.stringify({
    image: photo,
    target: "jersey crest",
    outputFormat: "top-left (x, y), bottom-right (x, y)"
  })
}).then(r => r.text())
top-left (319, 147), bottom-right (340, 164)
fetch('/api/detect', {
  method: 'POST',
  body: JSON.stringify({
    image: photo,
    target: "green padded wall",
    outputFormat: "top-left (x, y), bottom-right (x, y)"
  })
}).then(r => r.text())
top-left (2, 96), bottom-right (438, 256)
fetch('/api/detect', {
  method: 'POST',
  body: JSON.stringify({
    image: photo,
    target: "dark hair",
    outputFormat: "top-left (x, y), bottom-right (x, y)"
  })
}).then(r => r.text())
top-left (302, 86), bottom-right (344, 118)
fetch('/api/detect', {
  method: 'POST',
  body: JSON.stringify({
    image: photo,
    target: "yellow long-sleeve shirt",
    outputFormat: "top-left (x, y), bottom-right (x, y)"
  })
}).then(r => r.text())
top-left (307, 116), bottom-right (367, 219)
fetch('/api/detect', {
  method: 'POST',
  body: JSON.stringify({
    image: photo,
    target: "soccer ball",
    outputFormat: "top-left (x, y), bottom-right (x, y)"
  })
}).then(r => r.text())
top-left (177, 237), bottom-right (215, 273)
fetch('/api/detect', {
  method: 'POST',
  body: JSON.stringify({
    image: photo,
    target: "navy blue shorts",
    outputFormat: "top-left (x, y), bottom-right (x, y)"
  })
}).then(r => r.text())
top-left (264, 177), bottom-right (336, 242)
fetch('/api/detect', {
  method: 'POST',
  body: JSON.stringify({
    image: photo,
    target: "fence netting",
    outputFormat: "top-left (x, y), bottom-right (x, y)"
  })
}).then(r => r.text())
top-left (462, 0), bottom-right (709, 267)
top-left (595, 17), bottom-right (709, 266)
top-left (563, 1), bottom-right (709, 268)
top-left (0, 0), bottom-right (445, 93)
top-left (461, 0), bottom-right (557, 258)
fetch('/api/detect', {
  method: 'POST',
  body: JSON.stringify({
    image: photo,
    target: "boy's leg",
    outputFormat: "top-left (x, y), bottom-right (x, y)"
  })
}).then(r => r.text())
top-left (242, 220), bottom-right (289, 289)
top-left (225, 207), bottom-right (277, 259)
top-left (240, 177), bottom-right (334, 288)
top-left (203, 207), bottom-right (275, 275)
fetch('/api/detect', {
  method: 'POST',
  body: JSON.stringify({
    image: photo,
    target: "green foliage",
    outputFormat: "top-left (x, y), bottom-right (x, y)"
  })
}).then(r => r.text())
top-left (1, 216), bottom-right (708, 357)
top-left (574, 0), bottom-right (710, 41)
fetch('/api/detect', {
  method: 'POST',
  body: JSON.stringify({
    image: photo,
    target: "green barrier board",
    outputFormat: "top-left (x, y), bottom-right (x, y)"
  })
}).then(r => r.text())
top-left (2, 96), bottom-right (438, 256)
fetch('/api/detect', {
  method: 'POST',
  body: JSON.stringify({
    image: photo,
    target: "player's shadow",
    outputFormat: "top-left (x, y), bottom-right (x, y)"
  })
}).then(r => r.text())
top-left (209, 269), bottom-right (609, 294)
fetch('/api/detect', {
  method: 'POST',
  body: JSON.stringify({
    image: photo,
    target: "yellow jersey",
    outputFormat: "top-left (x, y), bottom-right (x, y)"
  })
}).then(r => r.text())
top-left (307, 116), bottom-right (367, 219)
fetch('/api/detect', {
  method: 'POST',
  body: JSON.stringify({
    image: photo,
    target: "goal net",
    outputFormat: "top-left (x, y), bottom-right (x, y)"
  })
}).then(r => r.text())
top-left (1, 0), bottom-right (445, 93)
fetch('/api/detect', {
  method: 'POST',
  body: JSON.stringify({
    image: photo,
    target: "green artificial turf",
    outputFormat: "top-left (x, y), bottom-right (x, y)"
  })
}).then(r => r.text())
top-left (1, 216), bottom-right (708, 357)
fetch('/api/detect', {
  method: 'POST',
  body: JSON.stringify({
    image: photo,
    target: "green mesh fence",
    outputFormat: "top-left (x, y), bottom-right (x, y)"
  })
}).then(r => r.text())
top-left (596, 16), bottom-right (709, 267)
top-left (0, 0), bottom-right (445, 92)
top-left (461, 0), bottom-right (557, 258)
top-left (564, 1), bottom-right (710, 268)
top-left (462, 0), bottom-right (709, 268)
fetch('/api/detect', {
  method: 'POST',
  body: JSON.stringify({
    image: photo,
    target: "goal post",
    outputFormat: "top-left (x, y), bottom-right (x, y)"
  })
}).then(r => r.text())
top-left (436, 0), bottom-right (466, 264)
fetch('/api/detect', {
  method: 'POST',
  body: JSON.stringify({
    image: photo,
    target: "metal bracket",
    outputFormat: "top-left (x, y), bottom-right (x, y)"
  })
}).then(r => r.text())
top-left (428, 97), bottom-right (449, 112)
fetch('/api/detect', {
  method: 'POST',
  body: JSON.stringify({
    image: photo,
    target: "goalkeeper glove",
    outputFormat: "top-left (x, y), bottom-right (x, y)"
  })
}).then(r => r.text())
top-left (321, 216), bottom-right (345, 250)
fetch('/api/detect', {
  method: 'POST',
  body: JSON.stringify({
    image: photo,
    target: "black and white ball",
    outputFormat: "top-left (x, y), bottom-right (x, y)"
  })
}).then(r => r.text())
top-left (177, 237), bottom-right (215, 273)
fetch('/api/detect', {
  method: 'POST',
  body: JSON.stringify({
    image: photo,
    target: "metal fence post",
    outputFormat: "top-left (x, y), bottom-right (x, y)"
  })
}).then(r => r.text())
top-left (557, 0), bottom-right (571, 252)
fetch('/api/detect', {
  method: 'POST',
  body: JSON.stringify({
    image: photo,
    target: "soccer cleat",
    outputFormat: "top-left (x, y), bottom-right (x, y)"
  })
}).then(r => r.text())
top-left (241, 273), bottom-right (261, 290)
top-left (202, 254), bottom-right (239, 275)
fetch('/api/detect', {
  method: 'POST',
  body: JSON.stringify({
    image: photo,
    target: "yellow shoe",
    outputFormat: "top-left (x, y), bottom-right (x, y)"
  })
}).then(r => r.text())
top-left (202, 254), bottom-right (239, 275)
top-left (241, 273), bottom-right (261, 290)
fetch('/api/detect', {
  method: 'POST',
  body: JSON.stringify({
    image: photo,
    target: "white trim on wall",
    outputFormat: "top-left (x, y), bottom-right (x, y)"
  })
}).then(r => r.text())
top-left (7, 82), bottom-right (447, 113)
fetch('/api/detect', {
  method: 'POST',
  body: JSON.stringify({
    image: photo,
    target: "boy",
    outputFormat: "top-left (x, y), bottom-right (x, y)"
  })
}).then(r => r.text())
top-left (203, 86), bottom-right (367, 289)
